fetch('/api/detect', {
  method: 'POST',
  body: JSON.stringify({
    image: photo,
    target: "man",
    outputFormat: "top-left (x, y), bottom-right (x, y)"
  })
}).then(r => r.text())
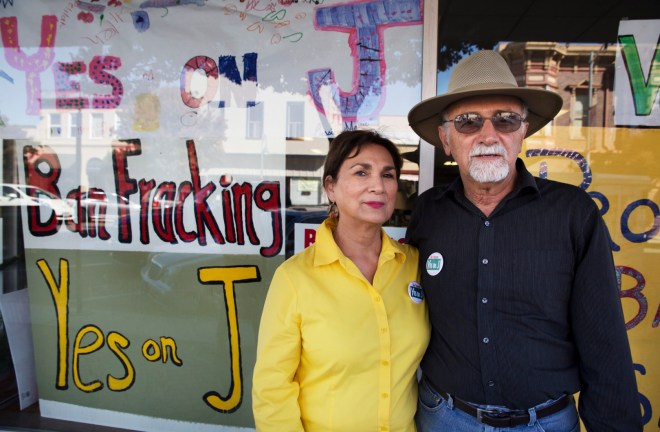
top-left (406, 50), bottom-right (642, 431)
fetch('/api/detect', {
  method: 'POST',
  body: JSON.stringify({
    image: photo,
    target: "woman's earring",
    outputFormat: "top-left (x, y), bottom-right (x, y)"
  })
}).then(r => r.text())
top-left (328, 201), bottom-right (339, 218)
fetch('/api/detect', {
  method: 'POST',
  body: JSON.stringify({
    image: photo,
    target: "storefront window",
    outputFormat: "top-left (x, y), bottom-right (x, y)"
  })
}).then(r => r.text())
top-left (0, 1), bottom-right (423, 430)
top-left (1, 1), bottom-right (658, 430)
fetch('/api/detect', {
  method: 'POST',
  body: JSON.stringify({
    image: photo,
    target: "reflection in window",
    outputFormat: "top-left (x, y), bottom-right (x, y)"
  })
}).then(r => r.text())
top-left (90, 113), bottom-right (104, 138)
top-left (286, 102), bottom-right (305, 139)
top-left (69, 112), bottom-right (82, 138)
top-left (290, 177), bottom-right (322, 206)
top-left (109, 113), bottom-right (119, 138)
top-left (246, 101), bottom-right (264, 140)
top-left (570, 91), bottom-right (589, 139)
top-left (49, 113), bottom-right (62, 138)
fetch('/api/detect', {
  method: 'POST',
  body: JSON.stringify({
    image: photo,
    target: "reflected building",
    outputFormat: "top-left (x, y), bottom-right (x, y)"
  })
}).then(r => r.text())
top-left (500, 42), bottom-right (617, 148)
top-left (20, 80), bottom-right (420, 233)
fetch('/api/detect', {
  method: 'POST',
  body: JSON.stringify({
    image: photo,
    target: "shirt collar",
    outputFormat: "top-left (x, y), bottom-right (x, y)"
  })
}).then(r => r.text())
top-left (313, 218), bottom-right (405, 268)
top-left (510, 158), bottom-right (541, 199)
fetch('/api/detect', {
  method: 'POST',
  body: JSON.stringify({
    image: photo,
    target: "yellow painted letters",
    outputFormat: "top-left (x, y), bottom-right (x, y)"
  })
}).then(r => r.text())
top-left (198, 266), bottom-right (260, 413)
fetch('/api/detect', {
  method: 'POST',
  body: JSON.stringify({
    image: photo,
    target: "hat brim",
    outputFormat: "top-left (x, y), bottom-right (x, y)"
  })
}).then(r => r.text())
top-left (408, 86), bottom-right (563, 147)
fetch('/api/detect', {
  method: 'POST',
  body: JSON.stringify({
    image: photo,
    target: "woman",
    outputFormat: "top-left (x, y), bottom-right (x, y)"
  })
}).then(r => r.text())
top-left (252, 129), bottom-right (430, 431)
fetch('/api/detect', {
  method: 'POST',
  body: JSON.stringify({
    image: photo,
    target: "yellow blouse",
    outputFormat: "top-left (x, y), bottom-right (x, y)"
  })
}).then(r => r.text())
top-left (252, 218), bottom-right (430, 431)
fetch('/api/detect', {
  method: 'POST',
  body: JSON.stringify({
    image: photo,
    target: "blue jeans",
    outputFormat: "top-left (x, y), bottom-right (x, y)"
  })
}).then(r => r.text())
top-left (415, 376), bottom-right (580, 432)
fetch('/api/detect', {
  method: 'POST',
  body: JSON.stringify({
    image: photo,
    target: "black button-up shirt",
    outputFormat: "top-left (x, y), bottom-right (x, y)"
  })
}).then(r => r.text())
top-left (406, 159), bottom-right (642, 431)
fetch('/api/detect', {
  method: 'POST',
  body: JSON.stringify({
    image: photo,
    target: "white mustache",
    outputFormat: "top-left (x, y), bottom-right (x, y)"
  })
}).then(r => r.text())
top-left (469, 143), bottom-right (507, 157)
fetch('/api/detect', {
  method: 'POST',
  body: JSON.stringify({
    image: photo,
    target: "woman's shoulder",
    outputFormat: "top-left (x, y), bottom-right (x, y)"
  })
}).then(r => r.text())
top-left (275, 242), bottom-right (317, 274)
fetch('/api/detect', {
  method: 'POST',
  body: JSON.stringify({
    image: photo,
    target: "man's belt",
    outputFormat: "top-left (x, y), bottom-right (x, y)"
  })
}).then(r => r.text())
top-left (434, 386), bottom-right (573, 428)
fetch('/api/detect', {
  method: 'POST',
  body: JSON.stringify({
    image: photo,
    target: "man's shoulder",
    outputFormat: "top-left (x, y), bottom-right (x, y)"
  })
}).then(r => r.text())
top-left (534, 176), bottom-right (598, 209)
top-left (417, 183), bottom-right (452, 203)
top-left (535, 176), bottom-right (589, 195)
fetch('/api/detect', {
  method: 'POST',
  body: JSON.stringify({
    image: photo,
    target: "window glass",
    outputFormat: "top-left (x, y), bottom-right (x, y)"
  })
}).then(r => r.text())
top-left (1, 1), bottom-right (657, 430)
top-left (69, 112), bottom-right (82, 138)
top-left (286, 101), bottom-right (305, 138)
top-left (289, 177), bottom-right (322, 206)
top-left (89, 112), bottom-right (104, 138)
top-left (48, 113), bottom-right (61, 138)
top-left (246, 101), bottom-right (264, 140)
top-left (0, 1), bottom-right (423, 429)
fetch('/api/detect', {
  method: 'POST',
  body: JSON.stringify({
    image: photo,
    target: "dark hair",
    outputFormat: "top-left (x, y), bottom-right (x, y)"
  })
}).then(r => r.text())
top-left (322, 130), bottom-right (403, 184)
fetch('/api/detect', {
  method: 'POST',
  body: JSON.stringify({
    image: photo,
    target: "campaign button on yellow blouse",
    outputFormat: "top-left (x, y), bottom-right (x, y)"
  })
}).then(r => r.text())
top-left (408, 281), bottom-right (424, 303)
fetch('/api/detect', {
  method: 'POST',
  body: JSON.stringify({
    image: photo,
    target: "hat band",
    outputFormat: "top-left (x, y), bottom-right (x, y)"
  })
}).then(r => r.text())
top-left (447, 81), bottom-right (520, 94)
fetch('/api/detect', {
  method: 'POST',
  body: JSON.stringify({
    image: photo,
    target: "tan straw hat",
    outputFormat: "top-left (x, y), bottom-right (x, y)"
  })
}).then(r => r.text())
top-left (408, 50), bottom-right (563, 147)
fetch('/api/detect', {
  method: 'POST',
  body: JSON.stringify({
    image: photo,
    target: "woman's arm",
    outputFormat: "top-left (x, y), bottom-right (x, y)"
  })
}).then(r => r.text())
top-left (252, 268), bottom-right (304, 431)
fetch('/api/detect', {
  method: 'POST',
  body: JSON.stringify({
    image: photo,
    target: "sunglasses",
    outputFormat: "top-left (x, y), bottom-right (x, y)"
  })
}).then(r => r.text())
top-left (444, 111), bottom-right (526, 134)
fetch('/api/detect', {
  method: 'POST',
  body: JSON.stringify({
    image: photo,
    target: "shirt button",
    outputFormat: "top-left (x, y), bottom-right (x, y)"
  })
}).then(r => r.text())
top-left (374, 296), bottom-right (380, 302)
top-left (483, 337), bottom-right (490, 344)
top-left (381, 328), bottom-right (388, 334)
top-left (382, 360), bottom-right (389, 366)
top-left (484, 221), bottom-right (490, 227)
top-left (381, 393), bottom-right (389, 399)
top-left (482, 258), bottom-right (489, 265)
top-left (488, 380), bottom-right (495, 387)
top-left (481, 297), bottom-right (488, 304)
